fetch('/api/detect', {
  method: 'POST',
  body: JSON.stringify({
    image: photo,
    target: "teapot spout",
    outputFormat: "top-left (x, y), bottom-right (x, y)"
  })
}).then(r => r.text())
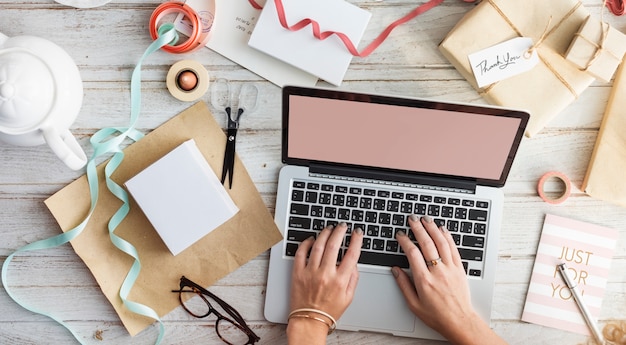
top-left (0, 32), bottom-right (7, 45)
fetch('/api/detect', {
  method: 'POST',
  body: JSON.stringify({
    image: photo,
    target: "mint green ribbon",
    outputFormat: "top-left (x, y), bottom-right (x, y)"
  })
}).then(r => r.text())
top-left (1, 23), bottom-right (180, 345)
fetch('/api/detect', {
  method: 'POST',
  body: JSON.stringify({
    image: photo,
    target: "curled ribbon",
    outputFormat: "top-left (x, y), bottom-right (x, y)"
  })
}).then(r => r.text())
top-left (247, 0), bottom-right (446, 58)
top-left (1, 22), bottom-right (180, 345)
top-left (606, 0), bottom-right (625, 15)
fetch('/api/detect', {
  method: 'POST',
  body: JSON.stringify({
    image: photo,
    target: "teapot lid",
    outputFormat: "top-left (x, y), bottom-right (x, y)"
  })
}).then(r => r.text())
top-left (0, 49), bottom-right (55, 130)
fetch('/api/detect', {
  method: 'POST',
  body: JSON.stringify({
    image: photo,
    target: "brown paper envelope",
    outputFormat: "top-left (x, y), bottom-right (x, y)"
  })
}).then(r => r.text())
top-left (583, 58), bottom-right (626, 207)
top-left (439, 0), bottom-right (595, 137)
top-left (44, 102), bottom-right (283, 336)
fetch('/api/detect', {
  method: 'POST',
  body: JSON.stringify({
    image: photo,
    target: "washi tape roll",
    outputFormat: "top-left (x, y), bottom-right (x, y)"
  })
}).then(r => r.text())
top-left (166, 60), bottom-right (210, 102)
top-left (537, 171), bottom-right (572, 204)
top-left (149, 1), bottom-right (215, 54)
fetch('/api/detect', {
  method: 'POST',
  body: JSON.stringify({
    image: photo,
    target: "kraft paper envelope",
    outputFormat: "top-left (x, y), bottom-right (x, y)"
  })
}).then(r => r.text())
top-left (44, 102), bottom-right (283, 336)
top-left (583, 57), bottom-right (626, 207)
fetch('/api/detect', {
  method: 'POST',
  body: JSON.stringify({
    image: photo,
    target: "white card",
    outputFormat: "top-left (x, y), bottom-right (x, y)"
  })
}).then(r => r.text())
top-left (175, 0), bottom-right (318, 87)
top-left (125, 139), bottom-right (239, 256)
top-left (248, 0), bottom-right (371, 86)
top-left (468, 37), bottom-right (539, 88)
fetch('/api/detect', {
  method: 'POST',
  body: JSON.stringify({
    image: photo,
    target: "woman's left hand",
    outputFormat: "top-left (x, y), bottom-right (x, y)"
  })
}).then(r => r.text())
top-left (289, 222), bottom-right (364, 321)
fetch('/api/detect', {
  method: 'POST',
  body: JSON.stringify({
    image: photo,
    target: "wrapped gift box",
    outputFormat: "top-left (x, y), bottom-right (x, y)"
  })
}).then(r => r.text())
top-left (564, 15), bottom-right (626, 82)
top-left (439, 0), bottom-right (595, 137)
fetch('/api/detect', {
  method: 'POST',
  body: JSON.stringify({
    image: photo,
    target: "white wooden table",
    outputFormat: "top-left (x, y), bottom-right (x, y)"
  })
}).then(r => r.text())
top-left (1, 1), bottom-right (625, 344)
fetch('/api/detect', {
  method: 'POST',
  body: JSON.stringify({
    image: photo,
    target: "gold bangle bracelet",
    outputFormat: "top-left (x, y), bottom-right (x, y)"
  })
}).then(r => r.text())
top-left (288, 314), bottom-right (334, 334)
top-left (288, 308), bottom-right (337, 335)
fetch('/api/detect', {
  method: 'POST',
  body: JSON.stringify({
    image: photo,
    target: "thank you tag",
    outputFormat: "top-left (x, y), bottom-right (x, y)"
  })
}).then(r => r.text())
top-left (468, 37), bottom-right (539, 88)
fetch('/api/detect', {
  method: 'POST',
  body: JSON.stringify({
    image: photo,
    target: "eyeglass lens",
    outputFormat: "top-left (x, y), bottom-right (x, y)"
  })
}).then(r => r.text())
top-left (216, 317), bottom-right (253, 345)
top-left (175, 277), bottom-right (259, 345)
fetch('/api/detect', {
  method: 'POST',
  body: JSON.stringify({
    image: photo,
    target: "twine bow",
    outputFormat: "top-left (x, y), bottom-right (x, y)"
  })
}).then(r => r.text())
top-left (574, 0), bottom-right (623, 72)
top-left (482, 0), bottom-right (582, 98)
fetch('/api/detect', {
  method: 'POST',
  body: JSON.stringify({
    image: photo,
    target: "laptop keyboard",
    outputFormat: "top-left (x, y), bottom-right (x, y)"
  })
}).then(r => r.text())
top-left (284, 179), bottom-right (490, 278)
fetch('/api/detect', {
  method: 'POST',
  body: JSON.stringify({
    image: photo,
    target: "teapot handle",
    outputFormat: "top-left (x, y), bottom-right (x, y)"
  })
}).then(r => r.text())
top-left (42, 126), bottom-right (88, 170)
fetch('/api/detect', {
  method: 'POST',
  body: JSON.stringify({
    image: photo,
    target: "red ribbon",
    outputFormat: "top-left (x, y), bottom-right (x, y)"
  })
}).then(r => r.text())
top-left (247, 0), bottom-right (448, 58)
top-left (606, 0), bottom-right (625, 15)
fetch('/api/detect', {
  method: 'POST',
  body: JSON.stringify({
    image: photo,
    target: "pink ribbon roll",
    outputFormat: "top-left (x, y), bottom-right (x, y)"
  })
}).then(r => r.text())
top-left (149, 1), bottom-right (215, 54)
top-left (537, 171), bottom-right (572, 204)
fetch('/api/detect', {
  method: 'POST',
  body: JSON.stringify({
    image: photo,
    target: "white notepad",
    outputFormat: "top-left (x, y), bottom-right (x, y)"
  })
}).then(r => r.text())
top-left (125, 139), bottom-right (239, 256)
top-left (248, 0), bottom-right (371, 86)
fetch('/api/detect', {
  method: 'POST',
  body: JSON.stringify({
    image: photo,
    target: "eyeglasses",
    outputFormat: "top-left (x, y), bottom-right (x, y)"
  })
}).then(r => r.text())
top-left (172, 276), bottom-right (260, 345)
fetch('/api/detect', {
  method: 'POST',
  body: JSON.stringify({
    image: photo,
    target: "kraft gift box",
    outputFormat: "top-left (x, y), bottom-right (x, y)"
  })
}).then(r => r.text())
top-left (125, 139), bottom-right (239, 256)
top-left (439, 0), bottom-right (595, 137)
top-left (564, 15), bottom-right (626, 83)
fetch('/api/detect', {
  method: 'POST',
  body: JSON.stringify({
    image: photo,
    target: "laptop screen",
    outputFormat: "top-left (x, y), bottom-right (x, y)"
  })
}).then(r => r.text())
top-left (282, 87), bottom-right (529, 187)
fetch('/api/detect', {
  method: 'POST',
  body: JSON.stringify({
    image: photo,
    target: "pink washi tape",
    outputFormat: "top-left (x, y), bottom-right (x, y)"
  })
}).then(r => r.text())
top-left (537, 171), bottom-right (571, 204)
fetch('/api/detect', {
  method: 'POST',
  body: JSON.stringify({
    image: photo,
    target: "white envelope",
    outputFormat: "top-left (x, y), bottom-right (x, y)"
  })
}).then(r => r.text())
top-left (248, 0), bottom-right (371, 86)
top-left (175, 0), bottom-right (319, 87)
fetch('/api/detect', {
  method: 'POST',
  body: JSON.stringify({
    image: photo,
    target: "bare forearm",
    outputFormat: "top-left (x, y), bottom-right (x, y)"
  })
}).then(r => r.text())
top-left (443, 314), bottom-right (508, 345)
top-left (286, 319), bottom-right (328, 345)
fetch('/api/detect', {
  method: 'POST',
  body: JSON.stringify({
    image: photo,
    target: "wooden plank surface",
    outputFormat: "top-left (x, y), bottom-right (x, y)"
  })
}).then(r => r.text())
top-left (1, 1), bottom-right (625, 344)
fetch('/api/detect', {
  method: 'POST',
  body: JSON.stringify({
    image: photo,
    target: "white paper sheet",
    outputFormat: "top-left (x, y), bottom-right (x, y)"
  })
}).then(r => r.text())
top-left (248, 0), bottom-right (371, 85)
top-left (176, 0), bottom-right (318, 87)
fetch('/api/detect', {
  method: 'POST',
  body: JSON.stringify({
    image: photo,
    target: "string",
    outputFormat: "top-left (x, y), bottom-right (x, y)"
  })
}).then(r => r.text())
top-left (1, 23), bottom-right (179, 345)
top-left (481, 0), bottom-right (581, 97)
top-left (525, 16), bottom-right (553, 59)
top-left (248, 0), bottom-right (445, 58)
top-left (575, 0), bottom-right (623, 71)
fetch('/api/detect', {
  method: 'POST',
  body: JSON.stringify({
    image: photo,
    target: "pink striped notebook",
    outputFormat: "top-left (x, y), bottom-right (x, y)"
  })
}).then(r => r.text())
top-left (521, 214), bottom-right (619, 335)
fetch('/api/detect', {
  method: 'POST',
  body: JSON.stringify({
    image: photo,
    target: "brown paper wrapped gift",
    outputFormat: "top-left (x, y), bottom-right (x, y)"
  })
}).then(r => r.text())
top-left (439, 0), bottom-right (595, 137)
top-left (582, 57), bottom-right (626, 207)
top-left (564, 15), bottom-right (626, 83)
top-left (44, 102), bottom-right (283, 336)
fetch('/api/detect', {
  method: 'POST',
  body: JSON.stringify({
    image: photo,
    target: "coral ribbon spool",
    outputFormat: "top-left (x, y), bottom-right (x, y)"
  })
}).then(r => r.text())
top-left (149, 1), bottom-right (215, 54)
top-left (537, 171), bottom-right (572, 204)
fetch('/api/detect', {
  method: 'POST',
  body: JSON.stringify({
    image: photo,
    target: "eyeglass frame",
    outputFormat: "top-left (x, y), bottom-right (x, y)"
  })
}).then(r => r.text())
top-left (172, 275), bottom-right (260, 345)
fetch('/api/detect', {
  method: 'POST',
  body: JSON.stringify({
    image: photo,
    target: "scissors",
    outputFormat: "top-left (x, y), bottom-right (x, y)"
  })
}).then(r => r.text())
top-left (211, 79), bottom-right (258, 189)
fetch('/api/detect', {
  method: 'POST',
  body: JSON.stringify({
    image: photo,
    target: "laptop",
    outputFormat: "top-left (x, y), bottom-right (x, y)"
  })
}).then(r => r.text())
top-left (264, 86), bottom-right (529, 339)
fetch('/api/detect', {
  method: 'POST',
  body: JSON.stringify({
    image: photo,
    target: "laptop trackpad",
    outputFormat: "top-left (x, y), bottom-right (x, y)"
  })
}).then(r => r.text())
top-left (340, 271), bottom-right (415, 332)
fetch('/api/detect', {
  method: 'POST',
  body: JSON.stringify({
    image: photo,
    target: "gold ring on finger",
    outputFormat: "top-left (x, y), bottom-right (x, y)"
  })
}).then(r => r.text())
top-left (426, 257), bottom-right (442, 267)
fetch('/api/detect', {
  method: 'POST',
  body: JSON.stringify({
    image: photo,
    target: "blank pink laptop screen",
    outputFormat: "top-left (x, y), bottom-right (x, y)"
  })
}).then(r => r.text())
top-left (287, 94), bottom-right (525, 182)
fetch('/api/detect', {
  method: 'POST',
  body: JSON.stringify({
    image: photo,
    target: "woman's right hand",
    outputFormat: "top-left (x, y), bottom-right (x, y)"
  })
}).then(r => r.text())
top-left (391, 215), bottom-right (507, 345)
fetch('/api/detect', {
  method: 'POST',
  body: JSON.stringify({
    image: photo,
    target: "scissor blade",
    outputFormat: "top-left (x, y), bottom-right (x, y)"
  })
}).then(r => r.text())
top-left (221, 129), bottom-right (237, 189)
top-left (220, 146), bottom-right (230, 185)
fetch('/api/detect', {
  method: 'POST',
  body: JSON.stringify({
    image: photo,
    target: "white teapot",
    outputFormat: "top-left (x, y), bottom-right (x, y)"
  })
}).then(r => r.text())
top-left (0, 32), bottom-right (87, 170)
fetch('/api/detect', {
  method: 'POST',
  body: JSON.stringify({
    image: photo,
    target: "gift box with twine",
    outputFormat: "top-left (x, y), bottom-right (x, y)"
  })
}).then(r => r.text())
top-left (564, 15), bottom-right (626, 82)
top-left (439, 0), bottom-right (595, 137)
